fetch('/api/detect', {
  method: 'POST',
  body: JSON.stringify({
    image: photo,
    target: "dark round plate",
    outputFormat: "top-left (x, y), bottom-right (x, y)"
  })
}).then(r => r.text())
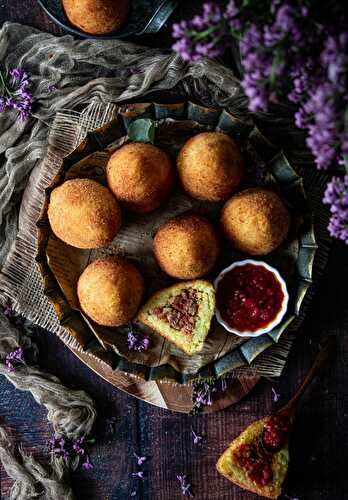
top-left (38, 0), bottom-right (178, 39)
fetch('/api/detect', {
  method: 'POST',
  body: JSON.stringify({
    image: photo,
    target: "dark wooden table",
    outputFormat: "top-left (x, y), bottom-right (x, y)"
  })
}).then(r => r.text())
top-left (1, 2), bottom-right (347, 499)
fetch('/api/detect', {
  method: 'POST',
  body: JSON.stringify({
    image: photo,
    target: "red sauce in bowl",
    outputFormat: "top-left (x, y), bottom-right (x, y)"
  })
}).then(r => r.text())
top-left (216, 263), bottom-right (285, 332)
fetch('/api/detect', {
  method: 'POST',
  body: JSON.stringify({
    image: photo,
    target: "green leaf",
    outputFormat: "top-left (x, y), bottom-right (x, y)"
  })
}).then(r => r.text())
top-left (128, 118), bottom-right (155, 144)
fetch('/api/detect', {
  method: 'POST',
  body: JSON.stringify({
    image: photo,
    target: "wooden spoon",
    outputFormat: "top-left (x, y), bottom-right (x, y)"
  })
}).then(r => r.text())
top-left (277, 335), bottom-right (337, 422)
top-left (261, 335), bottom-right (337, 454)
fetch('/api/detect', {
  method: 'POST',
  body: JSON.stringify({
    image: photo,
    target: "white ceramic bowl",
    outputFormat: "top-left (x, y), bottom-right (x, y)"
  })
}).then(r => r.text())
top-left (214, 259), bottom-right (289, 338)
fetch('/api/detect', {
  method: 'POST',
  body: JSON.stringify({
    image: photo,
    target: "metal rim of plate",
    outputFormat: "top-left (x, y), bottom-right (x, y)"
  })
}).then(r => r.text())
top-left (69, 344), bottom-right (260, 413)
top-left (37, 0), bottom-right (178, 39)
top-left (36, 101), bottom-right (318, 384)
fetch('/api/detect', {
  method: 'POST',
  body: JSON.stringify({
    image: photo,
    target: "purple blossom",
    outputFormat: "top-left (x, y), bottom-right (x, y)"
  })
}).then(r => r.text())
top-left (177, 474), bottom-right (194, 497)
top-left (323, 176), bottom-right (348, 243)
top-left (191, 428), bottom-right (203, 445)
top-left (47, 435), bottom-right (70, 461)
top-left (73, 437), bottom-right (86, 456)
top-left (47, 84), bottom-right (57, 93)
top-left (5, 347), bottom-right (24, 372)
top-left (82, 455), bottom-right (94, 470)
top-left (271, 387), bottom-right (281, 403)
top-left (48, 433), bottom-right (94, 471)
top-left (172, 3), bottom-right (231, 62)
top-left (133, 452), bottom-right (146, 466)
top-left (132, 471), bottom-right (144, 479)
top-left (193, 381), bottom-right (216, 407)
top-left (127, 329), bottom-right (150, 353)
top-left (9, 68), bottom-right (28, 84)
top-left (0, 67), bottom-right (33, 120)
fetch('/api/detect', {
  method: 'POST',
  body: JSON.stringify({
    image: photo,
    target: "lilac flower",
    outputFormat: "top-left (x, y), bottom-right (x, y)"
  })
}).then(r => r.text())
top-left (132, 471), bottom-right (144, 479)
top-left (193, 381), bottom-right (216, 407)
top-left (82, 455), bottom-right (93, 470)
top-left (191, 428), bottom-right (203, 445)
top-left (323, 176), bottom-right (348, 243)
top-left (9, 68), bottom-right (28, 84)
top-left (271, 387), bottom-right (281, 403)
top-left (47, 84), bottom-right (57, 93)
top-left (177, 474), bottom-right (194, 497)
top-left (239, 24), bottom-right (274, 112)
top-left (47, 435), bottom-right (70, 461)
top-left (5, 347), bottom-right (25, 372)
top-left (133, 452), bottom-right (146, 466)
top-left (73, 437), bottom-right (86, 456)
top-left (48, 433), bottom-right (94, 471)
top-left (172, 3), bottom-right (231, 63)
top-left (0, 67), bottom-right (33, 120)
top-left (127, 329), bottom-right (150, 353)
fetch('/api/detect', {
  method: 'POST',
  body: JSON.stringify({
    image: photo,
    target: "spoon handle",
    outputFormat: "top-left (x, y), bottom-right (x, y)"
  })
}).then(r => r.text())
top-left (278, 336), bottom-right (337, 418)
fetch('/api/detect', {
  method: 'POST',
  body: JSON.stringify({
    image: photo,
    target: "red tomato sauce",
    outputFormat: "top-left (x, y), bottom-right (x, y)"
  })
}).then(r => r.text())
top-left (233, 415), bottom-right (290, 487)
top-left (217, 263), bottom-right (284, 332)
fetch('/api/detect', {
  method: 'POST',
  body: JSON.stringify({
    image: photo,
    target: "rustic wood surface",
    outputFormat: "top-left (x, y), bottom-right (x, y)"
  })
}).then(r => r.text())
top-left (1, 2), bottom-right (348, 500)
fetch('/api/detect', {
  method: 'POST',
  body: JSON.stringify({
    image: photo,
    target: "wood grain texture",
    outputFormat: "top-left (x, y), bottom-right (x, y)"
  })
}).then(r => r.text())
top-left (0, 2), bottom-right (348, 499)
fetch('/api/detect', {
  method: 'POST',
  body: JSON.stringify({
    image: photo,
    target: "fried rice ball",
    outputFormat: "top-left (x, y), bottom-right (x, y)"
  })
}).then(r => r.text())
top-left (63, 0), bottom-right (130, 35)
top-left (106, 142), bottom-right (174, 213)
top-left (177, 132), bottom-right (245, 202)
top-left (77, 256), bottom-right (144, 327)
top-left (221, 188), bottom-right (291, 255)
top-left (154, 213), bottom-right (220, 279)
top-left (48, 178), bottom-right (121, 249)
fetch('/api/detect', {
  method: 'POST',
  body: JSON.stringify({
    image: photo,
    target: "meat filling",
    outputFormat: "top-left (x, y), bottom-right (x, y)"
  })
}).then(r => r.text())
top-left (153, 288), bottom-right (199, 335)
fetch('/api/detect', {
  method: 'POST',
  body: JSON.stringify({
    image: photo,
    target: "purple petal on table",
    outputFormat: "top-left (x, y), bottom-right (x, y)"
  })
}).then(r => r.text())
top-left (191, 428), bottom-right (203, 444)
top-left (82, 455), bottom-right (94, 470)
top-left (131, 471), bottom-right (144, 479)
top-left (133, 452), bottom-right (146, 466)
top-left (271, 387), bottom-right (281, 402)
top-left (177, 474), bottom-right (194, 497)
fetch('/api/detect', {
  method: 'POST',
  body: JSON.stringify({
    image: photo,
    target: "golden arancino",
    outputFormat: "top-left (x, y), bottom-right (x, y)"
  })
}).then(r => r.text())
top-left (177, 132), bottom-right (244, 202)
top-left (63, 0), bottom-right (130, 35)
top-left (107, 142), bottom-right (174, 213)
top-left (154, 213), bottom-right (220, 279)
top-left (77, 256), bottom-right (144, 327)
top-left (221, 188), bottom-right (291, 255)
top-left (48, 178), bottom-right (121, 249)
